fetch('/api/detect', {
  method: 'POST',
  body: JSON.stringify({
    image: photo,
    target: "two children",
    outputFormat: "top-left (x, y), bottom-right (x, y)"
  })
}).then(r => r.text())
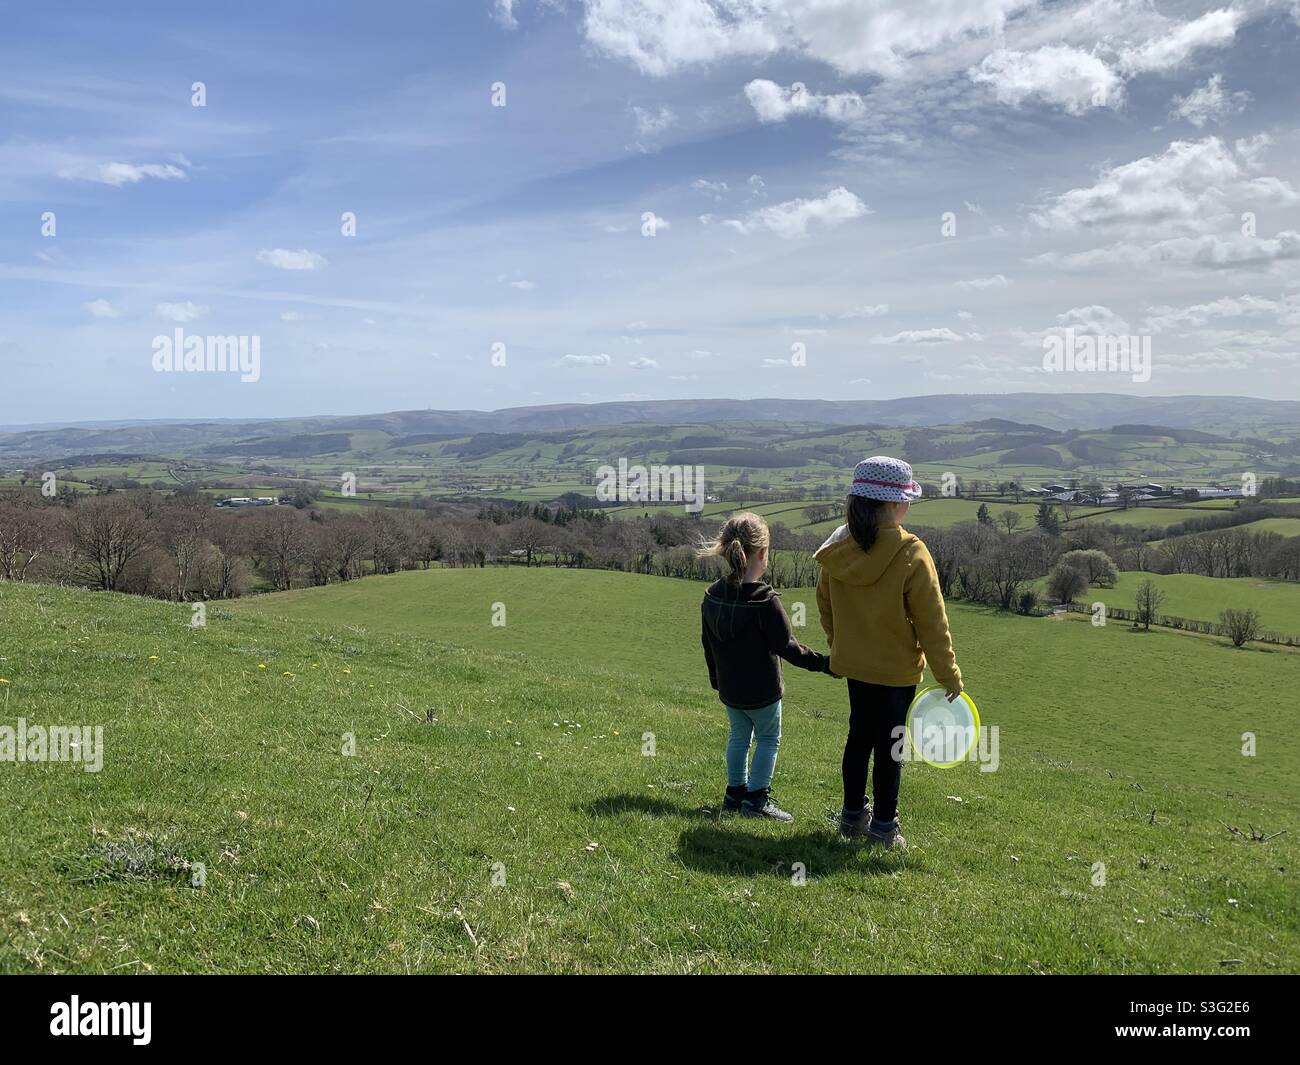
top-left (700, 457), bottom-right (964, 847)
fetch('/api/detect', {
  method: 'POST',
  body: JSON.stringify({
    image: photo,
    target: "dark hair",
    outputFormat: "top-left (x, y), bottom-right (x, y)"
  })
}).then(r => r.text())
top-left (846, 495), bottom-right (887, 553)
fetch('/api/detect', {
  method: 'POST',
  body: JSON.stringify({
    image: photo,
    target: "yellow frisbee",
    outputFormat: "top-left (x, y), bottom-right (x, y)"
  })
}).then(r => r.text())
top-left (906, 687), bottom-right (981, 769)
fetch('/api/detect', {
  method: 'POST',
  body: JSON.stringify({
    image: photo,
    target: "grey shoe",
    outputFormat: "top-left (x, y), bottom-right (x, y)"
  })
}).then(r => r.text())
top-left (741, 788), bottom-right (794, 822)
top-left (838, 805), bottom-right (872, 839)
top-left (866, 816), bottom-right (907, 849)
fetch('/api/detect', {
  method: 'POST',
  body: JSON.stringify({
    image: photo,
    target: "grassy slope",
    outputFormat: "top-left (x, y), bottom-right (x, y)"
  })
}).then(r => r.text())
top-left (1062, 571), bottom-right (1300, 636)
top-left (2, 570), bottom-right (1296, 974)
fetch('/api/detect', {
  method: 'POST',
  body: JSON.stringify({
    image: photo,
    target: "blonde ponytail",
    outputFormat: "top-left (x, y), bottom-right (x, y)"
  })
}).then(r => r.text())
top-left (698, 511), bottom-right (770, 585)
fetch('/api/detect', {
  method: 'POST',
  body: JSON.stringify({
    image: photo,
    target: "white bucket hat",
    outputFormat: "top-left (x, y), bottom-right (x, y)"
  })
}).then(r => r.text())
top-left (849, 456), bottom-right (923, 502)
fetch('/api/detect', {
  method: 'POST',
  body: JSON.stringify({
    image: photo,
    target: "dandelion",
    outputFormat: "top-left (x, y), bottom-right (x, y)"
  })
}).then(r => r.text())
top-left (0, 678), bottom-right (10, 685)
top-left (282, 671), bottom-right (296, 678)
top-left (258, 663), bottom-right (267, 670)
top-left (342, 668), bottom-right (352, 675)
top-left (148, 655), bottom-right (158, 661)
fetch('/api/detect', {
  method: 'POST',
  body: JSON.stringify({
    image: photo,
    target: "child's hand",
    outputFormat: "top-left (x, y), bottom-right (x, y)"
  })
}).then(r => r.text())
top-left (945, 688), bottom-right (962, 703)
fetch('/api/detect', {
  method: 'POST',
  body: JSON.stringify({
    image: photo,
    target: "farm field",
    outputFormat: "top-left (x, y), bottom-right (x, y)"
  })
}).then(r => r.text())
top-left (1057, 571), bottom-right (1300, 636)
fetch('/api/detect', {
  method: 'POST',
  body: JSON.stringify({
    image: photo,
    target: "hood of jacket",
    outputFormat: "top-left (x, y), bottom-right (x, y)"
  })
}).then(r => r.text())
top-left (814, 523), bottom-right (917, 587)
top-left (701, 579), bottom-right (777, 643)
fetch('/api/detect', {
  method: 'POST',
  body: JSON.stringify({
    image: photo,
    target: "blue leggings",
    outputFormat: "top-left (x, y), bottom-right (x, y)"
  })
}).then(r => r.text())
top-left (725, 700), bottom-right (782, 790)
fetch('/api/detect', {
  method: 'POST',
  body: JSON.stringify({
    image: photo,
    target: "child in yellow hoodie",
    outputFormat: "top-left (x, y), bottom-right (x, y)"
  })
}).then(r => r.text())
top-left (815, 457), bottom-right (963, 848)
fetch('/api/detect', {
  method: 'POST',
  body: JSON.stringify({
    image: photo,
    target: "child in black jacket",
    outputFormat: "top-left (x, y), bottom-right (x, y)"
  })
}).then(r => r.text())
top-left (699, 512), bottom-right (833, 822)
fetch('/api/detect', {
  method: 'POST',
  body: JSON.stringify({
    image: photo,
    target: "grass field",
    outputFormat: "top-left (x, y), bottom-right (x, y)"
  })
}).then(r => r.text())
top-left (2, 567), bottom-right (1295, 974)
top-left (1056, 571), bottom-right (1300, 636)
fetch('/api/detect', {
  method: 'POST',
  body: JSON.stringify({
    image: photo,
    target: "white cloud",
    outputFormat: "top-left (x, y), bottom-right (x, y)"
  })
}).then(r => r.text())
top-left (873, 328), bottom-right (970, 344)
top-left (491, 0), bottom-right (518, 30)
top-left (581, 0), bottom-right (1032, 78)
top-left (1032, 136), bottom-right (1297, 235)
top-left (631, 104), bottom-right (675, 136)
top-left (58, 161), bottom-right (187, 187)
top-left (509, 279), bottom-right (537, 290)
top-left (1145, 294), bottom-right (1286, 332)
top-left (563, 353), bottom-right (612, 366)
top-left (643, 211), bottom-right (671, 231)
top-left (84, 298), bottom-right (120, 318)
top-left (956, 273), bottom-right (1011, 289)
top-left (724, 186), bottom-right (868, 238)
top-left (627, 356), bottom-right (659, 369)
top-left (1170, 75), bottom-right (1249, 128)
top-left (837, 303), bottom-right (889, 319)
top-left (257, 248), bottom-right (328, 271)
top-left (281, 311), bottom-right (303, 322)
top-left (1033, 230), bottom-right (1300, 269)
top-left (155, 300), bottom-right (208, 322)
top-left (1118, 7), bottom-right (1241, 75)
top-left (970, 46), bottom-right (1124, 114)
top-left (691, 178), bottom-right (728, 199)
top-left (1054, 304), bottom-right (1130, 335)
top-left (744, 79), bottom-right (866, 124)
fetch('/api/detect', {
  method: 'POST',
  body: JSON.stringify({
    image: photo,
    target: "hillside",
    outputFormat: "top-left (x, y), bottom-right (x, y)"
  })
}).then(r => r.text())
top-left (6, 393), bottom-right (1300, 463)
top-left (2, 571), bottom-right (1296, 973)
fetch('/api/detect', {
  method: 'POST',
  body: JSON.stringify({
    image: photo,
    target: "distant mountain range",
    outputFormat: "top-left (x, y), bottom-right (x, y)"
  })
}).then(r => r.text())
top-left (3, 393), bottom-right (1298, 461)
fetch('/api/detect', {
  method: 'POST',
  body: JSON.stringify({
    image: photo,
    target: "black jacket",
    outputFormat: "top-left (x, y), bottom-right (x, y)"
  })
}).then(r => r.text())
top-left (701, 579), bottom-right (831, 710)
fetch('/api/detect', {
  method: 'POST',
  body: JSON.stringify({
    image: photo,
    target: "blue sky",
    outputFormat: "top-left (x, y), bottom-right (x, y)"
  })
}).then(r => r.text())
top-left (3, 0), bottom-right (1300, 425)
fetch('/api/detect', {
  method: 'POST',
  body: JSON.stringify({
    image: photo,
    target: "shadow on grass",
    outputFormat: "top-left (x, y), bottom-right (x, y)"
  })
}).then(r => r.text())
top-left (577, 792), bottom-right (716, 821)
top-left (674, 824), bottom-right (899, 879)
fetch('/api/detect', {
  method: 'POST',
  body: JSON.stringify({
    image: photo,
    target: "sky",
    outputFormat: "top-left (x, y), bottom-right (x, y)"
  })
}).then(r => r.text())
top-left (2, 0), bottom-right (1300, 425)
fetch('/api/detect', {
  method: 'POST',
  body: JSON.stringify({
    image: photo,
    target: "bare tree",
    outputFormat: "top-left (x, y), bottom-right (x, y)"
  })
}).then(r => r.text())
top-left (0, 497), bottom-right (53, 581)
top-left (998, 509), bottom-right (1022, 535)
top-left (250, 507), bottom-right (307, 591)
top-left (509, 517), bottom-right (552, 567)
top-left (65, 495), bottom-right (154, 591)
top-left (987, 536), bottom-right (1039, 610)
top-left (1134, 578), bottom-right (1165, 630)
top-left (1220, 608), bottom-right (1262, 648)
top-left (159, 500), bottom-right (210, 600)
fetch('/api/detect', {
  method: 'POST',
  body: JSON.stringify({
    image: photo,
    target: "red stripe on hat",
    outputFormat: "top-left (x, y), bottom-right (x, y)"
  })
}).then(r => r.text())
top-left (854, 476), bottom-right (917, 490)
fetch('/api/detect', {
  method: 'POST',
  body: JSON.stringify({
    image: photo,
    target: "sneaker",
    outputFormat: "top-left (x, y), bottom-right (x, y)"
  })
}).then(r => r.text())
top-left (722, 785), bottom-right (747, 812)
top-left (866, 816), bottom-right (907, 849)
top-left (838, 805), bottom-right (872, 839)
top-left (741, 788), bottom-right (794, 822)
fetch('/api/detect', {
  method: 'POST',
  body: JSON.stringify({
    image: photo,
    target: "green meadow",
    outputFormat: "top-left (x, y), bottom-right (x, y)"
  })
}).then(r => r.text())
top-left (1059, 571), bottom-right (1300, 637)
top-left (2, 566), bottom-right (1296, 973)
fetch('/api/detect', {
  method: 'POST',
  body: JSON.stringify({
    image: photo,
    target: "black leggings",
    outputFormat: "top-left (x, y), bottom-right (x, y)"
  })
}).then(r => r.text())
top-left (842, 680), bottom-right (916, 821)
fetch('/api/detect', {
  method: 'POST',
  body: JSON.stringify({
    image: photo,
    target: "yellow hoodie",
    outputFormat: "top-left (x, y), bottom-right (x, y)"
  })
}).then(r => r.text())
top-left (814, 522), bottom-right (962, 691)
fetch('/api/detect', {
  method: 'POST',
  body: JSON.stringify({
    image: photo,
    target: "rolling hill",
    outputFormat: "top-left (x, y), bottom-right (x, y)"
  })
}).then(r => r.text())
top-left (3, 566), bottom-right (1293, 973)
